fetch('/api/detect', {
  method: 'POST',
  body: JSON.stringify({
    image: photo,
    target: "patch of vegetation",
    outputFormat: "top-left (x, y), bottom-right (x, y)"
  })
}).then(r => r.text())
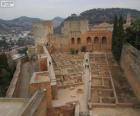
top-left (112, 15), bottom-right (124, 63)
top-left (0, 53), bottom-right (16, 96)
top-left (0, 37), bottom-right (8, 50)
top-left (125, 18), bottom-right (140, 50)
top-left (81, 46), bottom-right (86, 52)
top-left (70, 48), bottom-right (78, 55)
top-left (18, 47), bottom-right (28, 54)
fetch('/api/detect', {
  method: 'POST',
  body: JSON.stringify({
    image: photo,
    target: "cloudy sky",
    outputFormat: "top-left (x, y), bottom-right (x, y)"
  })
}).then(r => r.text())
top-left (0, 0), bottom-right (140, 20)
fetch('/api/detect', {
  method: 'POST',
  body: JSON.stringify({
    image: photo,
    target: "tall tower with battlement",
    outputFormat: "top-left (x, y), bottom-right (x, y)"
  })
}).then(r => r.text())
top-left (32, 21), bottom-right (54, 45)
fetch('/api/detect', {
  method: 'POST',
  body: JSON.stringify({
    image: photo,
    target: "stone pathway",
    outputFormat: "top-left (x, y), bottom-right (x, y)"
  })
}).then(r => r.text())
top-left (79, 53), bottom-right (90, 115)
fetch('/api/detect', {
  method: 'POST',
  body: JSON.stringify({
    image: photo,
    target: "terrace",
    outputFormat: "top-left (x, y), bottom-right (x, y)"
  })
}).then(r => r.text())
top-left (89, 53), bottom-right (140, 107)
top-left (52, 53), bottom-right (84, 88)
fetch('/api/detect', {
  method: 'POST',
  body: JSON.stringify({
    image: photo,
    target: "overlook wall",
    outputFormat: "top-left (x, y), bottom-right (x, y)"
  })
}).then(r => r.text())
top-left (121, 43), bottom-right (140, 100)
top-left (6, 61), bottom-right (22, 97)
top-left (20, 89), bottom-right (46, 116)
top-left (6, 58), bottom-right (28, 98)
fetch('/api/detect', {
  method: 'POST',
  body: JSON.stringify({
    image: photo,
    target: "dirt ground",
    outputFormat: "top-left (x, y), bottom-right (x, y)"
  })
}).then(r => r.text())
top-left (92, 107), bottom-right (140, 116)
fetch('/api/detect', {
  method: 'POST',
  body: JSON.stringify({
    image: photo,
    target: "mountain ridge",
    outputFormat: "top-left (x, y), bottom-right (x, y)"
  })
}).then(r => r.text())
top-left (0, 16), bottom-right (64, 34)
top-left (79, 8), bottom-right (140, 24)
top-left (1, 8), bottom-right (140, 34)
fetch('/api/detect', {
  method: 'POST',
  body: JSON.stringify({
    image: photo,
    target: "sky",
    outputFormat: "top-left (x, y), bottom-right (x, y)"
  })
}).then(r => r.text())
top-left (0, 0), bottom-right (140, 20)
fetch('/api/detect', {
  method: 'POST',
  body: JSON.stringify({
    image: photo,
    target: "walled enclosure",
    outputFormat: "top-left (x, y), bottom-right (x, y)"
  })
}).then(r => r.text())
top-left (121, 43), bottom-right (140, 100)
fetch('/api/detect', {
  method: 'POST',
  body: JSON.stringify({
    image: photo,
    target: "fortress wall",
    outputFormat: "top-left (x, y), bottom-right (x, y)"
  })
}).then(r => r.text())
top-left (121, 43), bottom-right (140, 100)
top-left (6, 61), bottom-right (22, 97)
top-left (51, 30), bottom-right (112, 53)
top-left (51, 37), bottom-right (70, 52)
top-left (20, 90), bottom-right (46, 116)
top-left (32, 21), bottom-right (53, 44)
top-left (69, 31), bottom-right (112, 52)
top-left (49, 34), bottom-right (66, 53)
top-left (6, 57), bottom-right (29, 98)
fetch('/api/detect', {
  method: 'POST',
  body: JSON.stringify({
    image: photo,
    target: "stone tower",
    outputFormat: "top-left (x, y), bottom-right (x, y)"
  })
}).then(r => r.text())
top-left (32, 21), bottom-right (54, 45)
top-left (61, 14), bottom-right (89, 36)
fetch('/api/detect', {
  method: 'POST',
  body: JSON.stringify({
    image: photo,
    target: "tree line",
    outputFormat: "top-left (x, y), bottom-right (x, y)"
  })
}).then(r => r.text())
top-left (125, 19), bottom-right (140, 50)
top-left (112, 15), bottom-right (124, 62)
top-left (0, 53), bottom-right (16, 96)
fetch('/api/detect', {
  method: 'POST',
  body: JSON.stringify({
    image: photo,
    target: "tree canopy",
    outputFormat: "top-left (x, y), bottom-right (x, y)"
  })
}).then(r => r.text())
top-left (0, 53), bottom-right (15, 96)
top-left (112, 15), bottom-right (124, 63)
top-left (125, 19), bottom-right (140, 50)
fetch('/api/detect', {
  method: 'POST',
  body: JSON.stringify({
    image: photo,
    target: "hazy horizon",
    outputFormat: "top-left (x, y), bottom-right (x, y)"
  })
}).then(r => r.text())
top-left (0, 0), bottom-right (140, 20)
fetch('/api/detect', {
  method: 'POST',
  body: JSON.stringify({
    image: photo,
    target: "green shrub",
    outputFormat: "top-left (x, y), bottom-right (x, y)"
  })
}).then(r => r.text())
top-left (70, 48), bottom-right (75, 54)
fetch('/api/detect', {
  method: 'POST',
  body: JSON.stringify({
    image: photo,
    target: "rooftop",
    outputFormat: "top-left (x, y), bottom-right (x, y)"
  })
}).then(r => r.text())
top-left (0, 98), bottom-right (26, 116)
top-left (30, 71), bottom-right (50, 84)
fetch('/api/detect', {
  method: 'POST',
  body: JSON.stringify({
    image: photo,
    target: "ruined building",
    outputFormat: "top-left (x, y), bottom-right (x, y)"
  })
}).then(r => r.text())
top-left (32, 21), bottom-right (53, 44)
top-left (48, 15), bottom-right (112, 52)
top-left (1, 14), bottom-right (140, 116)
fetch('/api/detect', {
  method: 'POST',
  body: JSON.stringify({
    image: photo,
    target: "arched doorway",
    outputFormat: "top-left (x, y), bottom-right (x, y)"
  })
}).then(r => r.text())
top-left (94, 37), bottom-right (100, 51)
top-left (102, 37), bottom-right (107, 44)
top-left (71, 38), bottom-right (75, 44)
top-left (86, 37), bottom-right (92, 51)
top-left (87, 37), bottom-right (91, 44)
top-left (77, 38), bottom-right (81, 44)
top-left (94, 37), bottom-right (99, 44)
top-left (102, 36), bottom-right (107, 51)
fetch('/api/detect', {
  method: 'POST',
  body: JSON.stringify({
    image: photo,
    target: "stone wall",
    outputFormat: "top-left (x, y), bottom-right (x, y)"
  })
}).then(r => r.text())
top-left (30, 81), bottom-right (53, 108)
top-left (32, 21), bottom-right (53, 45)
top-left (121, 43), bottom-right (140, 100)
top-left (61, 19), bottom-right (89, 36)
top-left (43, 46), bottom-right (58, 99)
top-left (20, 89), bottom-right (46, 116)
top-left (50, 30), bottom-right (112, 53)
top-left (51, 36), bottom-right (70, 52)
top-left (6, 61), bottom-right (22, 97)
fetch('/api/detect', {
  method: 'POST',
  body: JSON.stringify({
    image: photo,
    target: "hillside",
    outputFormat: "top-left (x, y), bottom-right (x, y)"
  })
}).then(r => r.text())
top-left (0, 16), bottom-right (41, 34)
top-left (52, 17), bottom-right (64, 28)
top-left (0, 16), bottom-right (64, 34)
top-left (80, 8), bottom-right (140, 24)
top-left (1, 8), bottom-right (140, 34)
top-left (54, 8), bottom-right (140, 33)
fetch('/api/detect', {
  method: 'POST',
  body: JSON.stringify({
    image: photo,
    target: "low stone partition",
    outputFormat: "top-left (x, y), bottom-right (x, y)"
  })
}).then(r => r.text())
top-left (6, 61), bottom-right (22, 97)
top-left (43, 45), bottom-right (58, 99)
top-left (75, 103), bottom-right (80, 116)
top-left (91, 102), bottom-right (134, 108)
top-left (19, 89), bottom-right (46, 116)
top-left (121, 43), bottom-right (140, 100)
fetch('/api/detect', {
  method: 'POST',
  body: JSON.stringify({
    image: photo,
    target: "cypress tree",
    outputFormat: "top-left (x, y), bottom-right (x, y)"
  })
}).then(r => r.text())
top-left (112, 15), bottom-right (118, 61)
top-left (112, 15), bottom-right (118, 38)
top-left (112, 15), bottom-right (124, 63)
top-left (118, 16), bottom-right (124, 61)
